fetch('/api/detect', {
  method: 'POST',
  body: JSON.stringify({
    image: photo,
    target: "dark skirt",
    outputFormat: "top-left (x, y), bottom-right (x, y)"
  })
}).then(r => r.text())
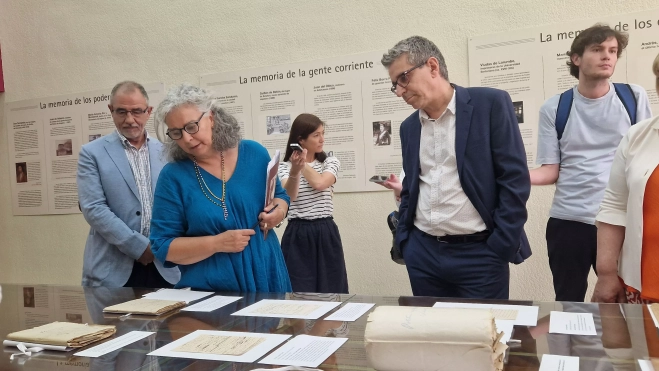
top-left (281, 217), bottom-right (349, 294)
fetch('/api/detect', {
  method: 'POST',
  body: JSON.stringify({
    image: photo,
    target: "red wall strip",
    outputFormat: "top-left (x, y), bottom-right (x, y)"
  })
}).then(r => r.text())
top-left (0, 45), bottom-right (5, 92)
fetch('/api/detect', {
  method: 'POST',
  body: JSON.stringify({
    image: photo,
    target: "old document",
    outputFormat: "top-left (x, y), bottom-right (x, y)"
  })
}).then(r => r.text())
top-left (252, 302), bottom-right (321, 316)
top-left (173, 334), bottom-right (265, 356)
top-left (148, 330), bottom-right (291, 363)
top-left (5, 321), bottom-right (116, 348)
top-left (232, 300), bottom-right (342, 320)
top-left (490, 309), bottom-right (518, 321)
top-left (103, 298), bottom-right (185, 315)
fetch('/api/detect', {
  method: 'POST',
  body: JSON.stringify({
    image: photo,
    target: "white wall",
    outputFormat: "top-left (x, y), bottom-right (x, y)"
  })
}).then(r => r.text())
top-left (1, 0), bottom-right (655, 300)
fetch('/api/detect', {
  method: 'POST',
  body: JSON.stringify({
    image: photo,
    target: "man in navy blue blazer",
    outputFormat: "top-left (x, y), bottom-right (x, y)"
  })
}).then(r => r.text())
top-left (382, 36), bottom-right (531, 299)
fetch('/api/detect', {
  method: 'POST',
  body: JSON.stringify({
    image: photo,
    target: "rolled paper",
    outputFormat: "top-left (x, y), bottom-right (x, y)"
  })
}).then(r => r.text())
top-left (365, 306), bottom-right (506, 371)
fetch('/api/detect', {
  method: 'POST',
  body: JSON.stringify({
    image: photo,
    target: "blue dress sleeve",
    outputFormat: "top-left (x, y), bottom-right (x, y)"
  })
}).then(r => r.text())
top-left (274, 174), bottom-right (290, 206)
top-left (250, 140), bottom-right (290, 206)
top-left (150, 164), bottom-right (187, 268)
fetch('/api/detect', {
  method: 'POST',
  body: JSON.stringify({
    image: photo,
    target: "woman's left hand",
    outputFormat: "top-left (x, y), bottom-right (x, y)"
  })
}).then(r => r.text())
top-left (258, 202), bottom-right (285, 231)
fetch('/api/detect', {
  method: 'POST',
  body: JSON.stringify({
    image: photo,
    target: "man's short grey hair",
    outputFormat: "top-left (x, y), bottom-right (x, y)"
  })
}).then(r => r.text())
top-left (381, 36), bottom-right (449, 81)
top-left (154, 84), bottom-right (242, 162)
top-left (110, 81), bottom-right (149, 105)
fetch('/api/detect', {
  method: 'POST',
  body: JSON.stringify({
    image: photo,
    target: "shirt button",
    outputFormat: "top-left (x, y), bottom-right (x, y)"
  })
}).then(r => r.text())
top-left (136, 211), bottom-right (141, 216)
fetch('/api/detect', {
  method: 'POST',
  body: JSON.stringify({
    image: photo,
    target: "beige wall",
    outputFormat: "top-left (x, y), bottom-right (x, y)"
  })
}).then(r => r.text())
top-left (1, 0), bottom-right (656, 300)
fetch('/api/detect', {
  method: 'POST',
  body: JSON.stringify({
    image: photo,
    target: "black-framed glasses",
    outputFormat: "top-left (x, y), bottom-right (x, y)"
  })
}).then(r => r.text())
top-left (112, 107), bottom-right (149, 118)
top-left (390, 60), bottom-right (428, 93)
top-left (166, 111), bottom-right (207, 140)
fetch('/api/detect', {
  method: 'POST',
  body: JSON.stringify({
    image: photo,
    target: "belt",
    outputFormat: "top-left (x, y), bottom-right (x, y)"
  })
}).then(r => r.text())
top-left (420, 229), bottom-right (490, 244)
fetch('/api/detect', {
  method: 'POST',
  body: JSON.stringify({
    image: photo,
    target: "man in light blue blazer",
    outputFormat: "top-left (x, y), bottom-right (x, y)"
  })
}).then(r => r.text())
top-left (77, 81), bottom-right (180, 288)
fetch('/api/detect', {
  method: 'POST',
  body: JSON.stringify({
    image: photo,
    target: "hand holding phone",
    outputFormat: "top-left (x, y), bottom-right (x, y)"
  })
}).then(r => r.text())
top-left (290, 143), bottom-right (303, 152)
top-left (369, 175), bottom-right (388, 183)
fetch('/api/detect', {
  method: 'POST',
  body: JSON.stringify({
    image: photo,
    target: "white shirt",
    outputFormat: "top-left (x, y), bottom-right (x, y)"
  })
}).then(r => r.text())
top-left (279, 157), bottom-right (340, 220)
top-left (536, 83), bottom-right (651, 224)
top-left (116, 129), bottom-right (153, 237)
top-left (596, 115), bottom-right (659, 292)
top-left (414, 90), bottom-right (486, 236)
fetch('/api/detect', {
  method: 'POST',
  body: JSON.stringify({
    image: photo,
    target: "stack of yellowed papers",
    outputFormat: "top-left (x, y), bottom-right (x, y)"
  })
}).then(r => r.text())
top-left (103, 298), bottom-right (185, 315)
top-left (6, 322), bottom-right (116, 348)
top-left (365, 306), bottom-right (507, 371)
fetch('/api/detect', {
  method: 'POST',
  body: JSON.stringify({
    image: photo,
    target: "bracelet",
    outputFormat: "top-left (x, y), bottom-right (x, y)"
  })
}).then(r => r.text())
top-left (288, 173), bottom-right (300, 179)
top-left (276, 207), bottom-right (286, 228)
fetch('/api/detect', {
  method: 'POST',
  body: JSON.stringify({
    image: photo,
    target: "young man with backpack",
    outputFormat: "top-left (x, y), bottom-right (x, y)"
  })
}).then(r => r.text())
top-left (530, 24), bottom-right (652, 302)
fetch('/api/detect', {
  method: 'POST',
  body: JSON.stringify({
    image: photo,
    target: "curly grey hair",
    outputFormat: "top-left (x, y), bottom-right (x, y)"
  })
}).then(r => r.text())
top-left (381, 36), bottom-right (449, 81)
top-left (154, 84), bottom-right (242, 162)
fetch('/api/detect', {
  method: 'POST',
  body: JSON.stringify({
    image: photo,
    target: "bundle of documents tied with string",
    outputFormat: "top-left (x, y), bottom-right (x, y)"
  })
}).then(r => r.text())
top-left (103, 298), bottom-right (186, 316)
top-left (4, 322), bottom-right (116, 351)
top-left (364, 306), bottom-right (507, 371)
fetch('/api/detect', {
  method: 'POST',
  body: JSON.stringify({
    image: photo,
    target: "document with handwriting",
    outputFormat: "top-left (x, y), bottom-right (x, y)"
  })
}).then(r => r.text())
top-left (148, 330), bottom-right (291, 362)
top-left (231, 300), bottom-right (341, 320)
top-left (173, 334), bottom-right (265, 356)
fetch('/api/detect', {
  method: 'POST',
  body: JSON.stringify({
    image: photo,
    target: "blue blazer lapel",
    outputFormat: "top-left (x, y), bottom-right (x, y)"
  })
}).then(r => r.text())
top-left (104, 132), bottom-right (140, 200)
top-left (409, 114), bottom-right (422, 176)
top-left (454, 85), bottom-right (473, 175)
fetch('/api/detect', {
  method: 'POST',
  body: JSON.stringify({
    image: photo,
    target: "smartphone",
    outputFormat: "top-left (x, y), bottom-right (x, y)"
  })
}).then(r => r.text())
top-left (369, 175), bottom-right (388, 183)
top-left (290, 143), bottom-right (303, 152)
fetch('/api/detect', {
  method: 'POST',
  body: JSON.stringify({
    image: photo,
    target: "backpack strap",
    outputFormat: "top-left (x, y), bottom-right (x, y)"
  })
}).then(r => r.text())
top-left (555, 88), bottom-right (574, 141)
top-left (613, 83), bottom-right (638, 125)
top-left (556, 84), bottom-right (638, 140)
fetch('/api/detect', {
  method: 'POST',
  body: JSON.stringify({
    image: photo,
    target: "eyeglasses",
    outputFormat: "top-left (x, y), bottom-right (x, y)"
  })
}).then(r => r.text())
top-left (166, 111), bottom-right (207, 140)
top-left (112, 107), bottom-right (149, 118)
top-left (390, 60), bottom-right (428, 93)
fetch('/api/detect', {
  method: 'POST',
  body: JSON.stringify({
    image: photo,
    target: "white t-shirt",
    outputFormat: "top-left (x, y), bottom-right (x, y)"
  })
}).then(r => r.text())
top-left (278, 157), bottom-right (340, 220)
top-left (536, 82), bottom-right (652, 224)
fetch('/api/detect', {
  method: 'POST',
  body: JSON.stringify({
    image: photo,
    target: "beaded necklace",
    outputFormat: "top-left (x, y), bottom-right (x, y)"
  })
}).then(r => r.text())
top-left (192, 152), bottom-right (228, 220)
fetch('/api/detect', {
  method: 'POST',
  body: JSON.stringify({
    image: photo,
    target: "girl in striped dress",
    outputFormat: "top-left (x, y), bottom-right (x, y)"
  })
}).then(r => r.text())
top-left (278, 113), bottom-right (349, 293)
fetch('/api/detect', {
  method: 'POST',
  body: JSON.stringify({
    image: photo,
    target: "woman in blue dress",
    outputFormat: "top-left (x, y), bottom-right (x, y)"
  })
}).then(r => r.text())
top-left (150, 84), bottom-right (291, 292)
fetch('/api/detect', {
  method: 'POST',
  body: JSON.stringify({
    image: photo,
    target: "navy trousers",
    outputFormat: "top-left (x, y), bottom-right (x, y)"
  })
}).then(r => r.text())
top-left (124, 261), bottom-right (173, 289)
top-left (403, 227), bottom-right (510, 299)
top-left (546, 217), bottom-right (598, 302)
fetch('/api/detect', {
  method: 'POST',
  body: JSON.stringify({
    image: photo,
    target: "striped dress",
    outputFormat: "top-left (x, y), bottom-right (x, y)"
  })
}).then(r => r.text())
top-left (278, 157), bottom-right (349, 293)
